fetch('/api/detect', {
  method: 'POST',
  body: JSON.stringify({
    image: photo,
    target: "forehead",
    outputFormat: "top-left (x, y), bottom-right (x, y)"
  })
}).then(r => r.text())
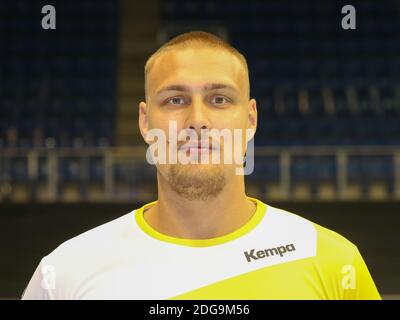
top-left (147, 47), bottom-right (247, 96)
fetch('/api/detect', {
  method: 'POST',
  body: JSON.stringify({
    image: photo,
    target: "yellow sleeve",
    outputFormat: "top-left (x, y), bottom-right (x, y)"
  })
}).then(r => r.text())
top-left (343, 248), bottom-right (381, 300)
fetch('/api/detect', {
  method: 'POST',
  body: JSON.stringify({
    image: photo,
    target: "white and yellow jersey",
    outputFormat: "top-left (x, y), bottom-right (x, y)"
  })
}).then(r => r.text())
top-left (22, 197), bottom-right (381, 300)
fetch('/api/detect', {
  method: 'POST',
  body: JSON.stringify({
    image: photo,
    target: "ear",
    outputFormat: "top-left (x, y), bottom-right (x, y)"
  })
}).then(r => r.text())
top-left (138, 101), bottom-right (150, 144)
top-left (247, 98), bottom-right (257, 140)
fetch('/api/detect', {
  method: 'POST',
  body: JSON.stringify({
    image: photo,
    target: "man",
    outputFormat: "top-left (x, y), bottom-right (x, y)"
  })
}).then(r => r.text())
top-left (22, 31), bottom-right (380, 299)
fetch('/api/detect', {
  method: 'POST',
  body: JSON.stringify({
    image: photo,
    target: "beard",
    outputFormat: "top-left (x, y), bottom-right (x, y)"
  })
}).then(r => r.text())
top-left (166, 162), bottom-right (226, 201)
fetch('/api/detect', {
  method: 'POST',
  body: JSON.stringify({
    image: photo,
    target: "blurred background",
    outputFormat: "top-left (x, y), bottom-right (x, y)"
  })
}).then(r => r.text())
top-left (0, 0), bottom-right (399, 299)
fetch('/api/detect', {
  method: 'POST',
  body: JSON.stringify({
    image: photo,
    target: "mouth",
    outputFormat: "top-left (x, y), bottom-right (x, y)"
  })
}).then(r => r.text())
top-left (179, 142), bottom-right (219, 155)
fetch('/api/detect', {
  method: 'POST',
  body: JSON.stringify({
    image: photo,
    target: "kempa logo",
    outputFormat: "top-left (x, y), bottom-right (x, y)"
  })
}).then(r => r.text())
top-left (244, 243), bottom-right (296, 262)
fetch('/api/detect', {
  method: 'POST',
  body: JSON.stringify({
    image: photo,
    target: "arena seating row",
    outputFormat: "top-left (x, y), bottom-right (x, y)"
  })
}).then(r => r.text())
top-left (0, 0), bottom-right (119, 148)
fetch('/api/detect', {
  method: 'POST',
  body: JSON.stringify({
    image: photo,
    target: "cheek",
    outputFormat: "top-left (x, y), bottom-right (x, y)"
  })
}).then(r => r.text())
top-left (216, 109), bottom-right (248, 130)
top-left (148, 114), bottom-right (170, 132)
top-left (148, 108), bottom-right (184, 130)
top-left (212, 115), bottom-right (250, 151)
top-left (148, 117), bottom-right (187, 143)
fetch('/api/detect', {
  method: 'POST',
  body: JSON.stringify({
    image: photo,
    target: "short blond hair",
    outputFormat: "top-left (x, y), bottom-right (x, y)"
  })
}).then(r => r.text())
top-left (144, 31), bottom-right (250, 99)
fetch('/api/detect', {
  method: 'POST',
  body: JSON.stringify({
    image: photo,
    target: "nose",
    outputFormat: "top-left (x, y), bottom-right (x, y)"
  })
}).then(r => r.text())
top-left (184, 96), bottom-right (211, 136)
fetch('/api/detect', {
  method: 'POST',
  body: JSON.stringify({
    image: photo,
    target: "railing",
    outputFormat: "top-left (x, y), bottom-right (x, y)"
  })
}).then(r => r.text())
top-left (0, 145), bottom-right (399, 202)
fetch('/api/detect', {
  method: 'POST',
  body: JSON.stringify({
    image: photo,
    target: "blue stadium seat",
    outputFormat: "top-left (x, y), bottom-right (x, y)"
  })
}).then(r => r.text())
top-left (348, 155), bottom-right (394, 194)
top-left (59, 158), bottom-right (82, 183)
top-left (10, 158), bottom-right (29, 183)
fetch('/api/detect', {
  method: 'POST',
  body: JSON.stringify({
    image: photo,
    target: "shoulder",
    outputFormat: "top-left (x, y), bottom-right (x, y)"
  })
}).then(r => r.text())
top-left (23, 210), bottom-right (139, 299)
top-left (266, 204), bottom-right (358, 259)
top-left (55, 211), bottom-right (133, 252)
top-left (43, 210), bottom-right (136, 275)
top-left (313, 222), bottom-right (358, 256)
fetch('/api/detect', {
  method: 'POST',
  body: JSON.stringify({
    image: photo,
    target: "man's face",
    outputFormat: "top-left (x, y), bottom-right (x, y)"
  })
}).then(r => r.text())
top-left (139, 47), bottom-right (257, 200)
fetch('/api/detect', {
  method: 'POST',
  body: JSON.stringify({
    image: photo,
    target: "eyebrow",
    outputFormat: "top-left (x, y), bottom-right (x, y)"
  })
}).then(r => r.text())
top-left (155, 83), bottom-right (239, 96)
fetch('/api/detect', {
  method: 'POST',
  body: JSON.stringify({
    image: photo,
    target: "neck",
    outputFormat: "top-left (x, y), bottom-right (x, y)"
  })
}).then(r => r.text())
top-left (143, 173), bottom-right (256, 240)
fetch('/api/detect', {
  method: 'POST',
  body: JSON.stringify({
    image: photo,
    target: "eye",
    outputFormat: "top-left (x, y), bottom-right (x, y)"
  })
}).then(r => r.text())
top-left (211, 95), bottom-right (229, 105)
top-left (167, 96), bottom-right (186, 105)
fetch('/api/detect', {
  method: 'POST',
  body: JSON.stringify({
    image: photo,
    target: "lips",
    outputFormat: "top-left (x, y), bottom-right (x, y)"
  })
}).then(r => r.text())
top-left (179, 141), bottom-right (217, 151)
